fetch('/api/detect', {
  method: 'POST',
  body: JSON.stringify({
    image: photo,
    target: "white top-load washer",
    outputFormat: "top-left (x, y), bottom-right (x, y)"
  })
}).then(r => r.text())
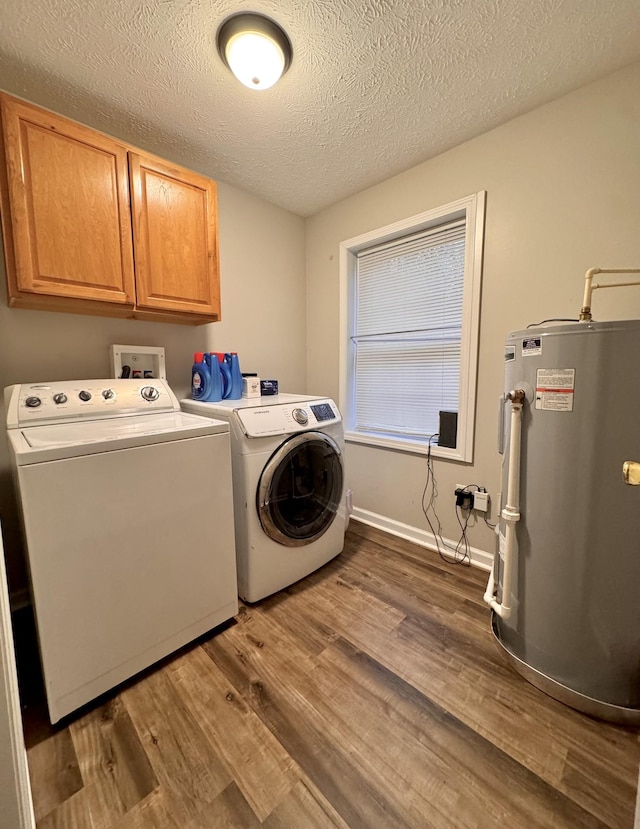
top-left (6, 379), bottom-right (238, 723)
top-left (181, 394), bottom-right (346, 603)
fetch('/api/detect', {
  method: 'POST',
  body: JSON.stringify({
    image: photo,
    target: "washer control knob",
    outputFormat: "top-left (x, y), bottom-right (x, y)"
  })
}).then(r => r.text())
top-left (78, 390), bottom-right (92, 402)
top-left (141, 385), bottom-right (159, 402)
top-left (53, 393), bottom-right (68, 405)
top-left (102, 389), bottom-right (115, 400)
top-left (292, 407), bottom-right (308, 425)
top-left (25, 396), bottom-right (42, 408)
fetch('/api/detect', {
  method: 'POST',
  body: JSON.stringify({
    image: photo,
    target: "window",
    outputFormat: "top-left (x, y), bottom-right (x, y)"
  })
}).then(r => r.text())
top-left (339, 192), bottom-right (485, 462)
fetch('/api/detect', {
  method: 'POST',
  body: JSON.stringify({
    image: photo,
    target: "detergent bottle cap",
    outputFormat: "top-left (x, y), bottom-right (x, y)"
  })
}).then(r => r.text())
top-left (194, 352), bottom-right (205, 362)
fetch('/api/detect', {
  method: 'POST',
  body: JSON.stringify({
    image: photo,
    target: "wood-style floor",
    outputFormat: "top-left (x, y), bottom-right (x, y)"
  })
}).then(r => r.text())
top-left (16, 522), bottom-right (640, 828)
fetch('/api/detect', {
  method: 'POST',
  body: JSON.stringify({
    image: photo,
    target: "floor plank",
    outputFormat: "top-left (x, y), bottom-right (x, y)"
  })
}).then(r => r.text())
top-left (27, 728), bottom-right (83, 822)
top-left (205, 599), bottom-right (609, 829)
top-left (69, 698), bottom-right (158, 829)
top-left (120, 666), bottom-right (232, 823)
top-left (263, 779), bottom-right (351, 829)
top-left (110, 790), bottom-right (180, 829)
top-left (321, 637), bottom-right (608, 828)
top-left (185, 782), bottom-right (263, 829)
top-left (168, 644), bottom-right (300, 820)
top-left (21, 524), bottom-right (640, 829)
top-left (270, 542), bottom-right (638, 826)
top-left (36, 788), bottom-right (94, 829)
top-left (204, 616), bottom-right (425, 829)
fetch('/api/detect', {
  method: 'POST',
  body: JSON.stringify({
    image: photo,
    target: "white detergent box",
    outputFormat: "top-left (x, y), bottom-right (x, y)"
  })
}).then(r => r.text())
top-left (242, 375), bottom-right (261, 398)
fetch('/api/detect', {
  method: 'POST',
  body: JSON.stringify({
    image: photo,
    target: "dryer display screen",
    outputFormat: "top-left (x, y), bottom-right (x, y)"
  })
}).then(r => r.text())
top-left (310, 403), bottom-right (335, 422)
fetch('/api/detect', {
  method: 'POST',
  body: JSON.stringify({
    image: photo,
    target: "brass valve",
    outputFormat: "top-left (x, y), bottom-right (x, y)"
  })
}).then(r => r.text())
top-left (622, 461), bottom-right (640, 486)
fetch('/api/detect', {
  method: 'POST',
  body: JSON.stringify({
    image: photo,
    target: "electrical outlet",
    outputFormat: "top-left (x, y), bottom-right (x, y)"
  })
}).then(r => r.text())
top-left (454, 485), bottom-right (473, 509)
top-left (454, 484), bottom-right (490, 513)
top-left (473, 491), bottom-right (489, 513)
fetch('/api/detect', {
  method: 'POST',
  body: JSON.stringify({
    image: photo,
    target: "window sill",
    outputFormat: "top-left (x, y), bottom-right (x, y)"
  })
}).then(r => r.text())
top-left (344, 430), bottom-right (468, 462)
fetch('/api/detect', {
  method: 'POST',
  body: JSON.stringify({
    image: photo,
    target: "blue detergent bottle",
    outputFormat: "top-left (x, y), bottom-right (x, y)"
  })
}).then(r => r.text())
top-left (225, 353), bottom-right (242, 400)
top-left (215, 353), bottom-right (232, 399)
top-left (204, 353), bottom-right (223, 402)
top-left (191, 352), bottom-right (211, 401)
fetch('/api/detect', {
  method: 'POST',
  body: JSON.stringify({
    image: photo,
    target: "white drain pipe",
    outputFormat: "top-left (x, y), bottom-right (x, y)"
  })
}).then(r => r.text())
top-left (579, 267), bottom-right (640, 321)
top-left (484, 389), bottom-right (525, 620)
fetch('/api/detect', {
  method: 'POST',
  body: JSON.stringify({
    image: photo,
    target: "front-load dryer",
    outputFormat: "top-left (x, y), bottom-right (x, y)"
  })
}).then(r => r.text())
top-left (181, 394), bottom-right (346, 602)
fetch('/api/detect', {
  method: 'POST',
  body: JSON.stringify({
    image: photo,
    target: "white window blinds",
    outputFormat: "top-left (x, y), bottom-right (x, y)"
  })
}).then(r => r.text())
top-left (353, 219), bottom-right (466, 440)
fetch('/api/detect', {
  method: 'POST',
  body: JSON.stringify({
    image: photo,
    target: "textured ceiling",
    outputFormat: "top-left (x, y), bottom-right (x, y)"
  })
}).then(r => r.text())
top-left (1, 0), bottom-right (639, 216)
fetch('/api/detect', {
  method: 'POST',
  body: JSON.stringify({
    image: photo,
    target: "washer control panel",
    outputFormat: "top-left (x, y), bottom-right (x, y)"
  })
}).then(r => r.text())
top-left (7, 379), bottom-right (178, 428)
top-left (236, 399), bottom-right (341, 438)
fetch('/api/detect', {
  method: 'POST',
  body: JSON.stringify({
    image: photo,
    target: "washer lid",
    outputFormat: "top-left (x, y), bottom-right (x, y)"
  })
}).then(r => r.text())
top-left (9, 412), bottom-right (229, 465)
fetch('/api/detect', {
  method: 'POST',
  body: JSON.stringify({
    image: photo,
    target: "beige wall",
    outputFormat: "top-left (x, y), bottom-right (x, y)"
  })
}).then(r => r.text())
top-left (0, 178), bottom-right (306, 594)
top-left (306, 61), bottom-right (640, 556)
top-left (2, 62), bottom-right (639, 590)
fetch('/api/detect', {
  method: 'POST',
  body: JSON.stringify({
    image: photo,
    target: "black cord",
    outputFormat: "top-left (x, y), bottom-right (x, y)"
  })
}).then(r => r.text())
top-left (420, 435), bottom-right (443, 554)
top-left (421, 437), bottom-right (471, 566)
top-left (454, 504), bottom-right (472, 565)
top-left (526, 318), bottom-right (578, 328)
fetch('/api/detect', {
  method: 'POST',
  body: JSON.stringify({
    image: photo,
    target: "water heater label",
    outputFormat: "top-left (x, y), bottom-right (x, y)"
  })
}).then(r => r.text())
top-left (535, 368), bottom-right (575, 411)
top-left (522, 337), bottom-right (542, 357)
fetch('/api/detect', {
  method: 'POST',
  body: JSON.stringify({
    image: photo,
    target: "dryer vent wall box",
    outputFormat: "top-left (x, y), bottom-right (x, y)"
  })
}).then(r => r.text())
top-left (110, 344), bottom-right (166, 380)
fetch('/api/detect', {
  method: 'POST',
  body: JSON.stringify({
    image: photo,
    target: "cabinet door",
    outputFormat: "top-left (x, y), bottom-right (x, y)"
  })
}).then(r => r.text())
top-left (129, 152), bottom-right (220, 319)
top-left (0, 96), bottom-right (135, 305)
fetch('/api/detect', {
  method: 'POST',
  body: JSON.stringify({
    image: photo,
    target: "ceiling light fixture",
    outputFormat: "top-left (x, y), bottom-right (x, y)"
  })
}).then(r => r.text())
top-left (216, 13), bottom-right (292, 91)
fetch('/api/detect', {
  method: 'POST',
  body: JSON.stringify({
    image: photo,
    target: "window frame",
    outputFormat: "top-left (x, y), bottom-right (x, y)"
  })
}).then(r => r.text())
top-left (339, 191), bottom-right (485, 463)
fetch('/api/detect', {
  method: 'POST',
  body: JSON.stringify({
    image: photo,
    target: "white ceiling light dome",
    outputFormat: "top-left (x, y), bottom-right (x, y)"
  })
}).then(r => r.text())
top-left (217, 13), bottom-right (293, 91)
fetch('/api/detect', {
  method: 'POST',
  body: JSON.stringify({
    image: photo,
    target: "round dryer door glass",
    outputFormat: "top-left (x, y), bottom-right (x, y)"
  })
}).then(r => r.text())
top-left (257, 432), bottom-right (343, 547)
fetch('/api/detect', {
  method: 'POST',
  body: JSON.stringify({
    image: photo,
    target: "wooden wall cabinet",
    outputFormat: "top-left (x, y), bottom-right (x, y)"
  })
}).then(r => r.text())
top-left (129, 153), bottom-right (220, 320)
top-left (0, 94), bottom-right (220, 324)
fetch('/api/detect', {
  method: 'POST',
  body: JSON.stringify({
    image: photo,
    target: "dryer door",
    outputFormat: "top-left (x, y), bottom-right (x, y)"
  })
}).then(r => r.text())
top-left (257, 431), bottom-right (344, 547)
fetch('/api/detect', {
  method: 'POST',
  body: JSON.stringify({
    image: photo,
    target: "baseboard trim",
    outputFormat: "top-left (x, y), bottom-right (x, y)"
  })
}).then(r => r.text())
top-left (351, 507), bottom-right (493, 572)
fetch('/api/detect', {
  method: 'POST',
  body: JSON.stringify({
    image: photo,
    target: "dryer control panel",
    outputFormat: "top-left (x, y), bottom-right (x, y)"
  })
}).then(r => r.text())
top-left (237, 399), bottom-right (341, 438)
top-left (6, 379), bottom-right (179, 428)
